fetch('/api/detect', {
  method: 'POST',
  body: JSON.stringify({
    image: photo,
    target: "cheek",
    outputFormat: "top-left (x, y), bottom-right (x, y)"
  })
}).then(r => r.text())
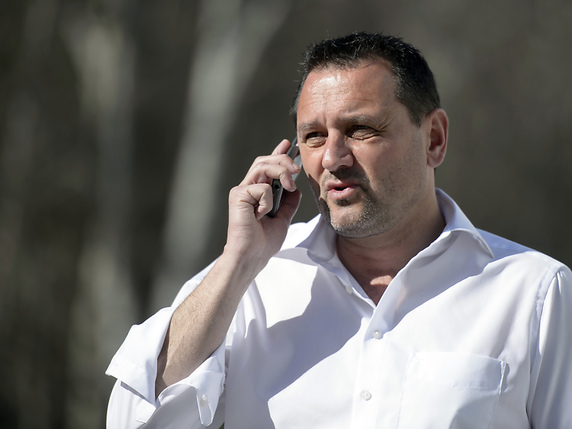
top-left (353, 149), bottom-right (385, 179)
top-left (355, 149), bottom-right (406, 194)
top-left (305, 175), bottom-right (321, 204)
top-left (300, 150), bottom-right (321, 176)
top-left (372, 142), bottom-right (427, 195)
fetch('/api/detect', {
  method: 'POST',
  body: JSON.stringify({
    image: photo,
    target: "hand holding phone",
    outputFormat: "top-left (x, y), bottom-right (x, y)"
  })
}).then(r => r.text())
top-left (268, 138), bottom-right (301, 217)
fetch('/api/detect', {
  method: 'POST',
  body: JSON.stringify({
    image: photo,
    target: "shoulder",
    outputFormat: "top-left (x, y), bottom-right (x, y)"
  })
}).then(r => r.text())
top-left (479, 228), bottom-right (569, 287)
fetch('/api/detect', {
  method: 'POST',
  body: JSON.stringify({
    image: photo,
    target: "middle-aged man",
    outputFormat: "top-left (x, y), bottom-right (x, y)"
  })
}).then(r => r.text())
top-left (106, 32), bottom-right (572, 428)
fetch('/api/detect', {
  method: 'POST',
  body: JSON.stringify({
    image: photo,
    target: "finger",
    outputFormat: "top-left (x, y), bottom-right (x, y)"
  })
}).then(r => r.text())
top-left (241, 156), bottom-right (301, 187)
top-left (231, 183), bottom-right (273, 220)
top-left (273, 190), bottom-right (302, 222)
top-left (271, 139), bottom-right (293, 155)
top-left (246, 138), bottom-right (297, 177)
top-left (250, 185), bottom-right (274, 220)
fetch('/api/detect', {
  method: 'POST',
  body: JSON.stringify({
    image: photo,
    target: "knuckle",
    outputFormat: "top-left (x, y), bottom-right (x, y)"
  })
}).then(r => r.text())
top-left (229, 185), bottom-right (244, 198)
top-left (253, 155), bottom-right (267, 165)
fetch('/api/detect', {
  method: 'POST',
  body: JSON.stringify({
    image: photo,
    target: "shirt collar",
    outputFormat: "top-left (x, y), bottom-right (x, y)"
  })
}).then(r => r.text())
top-left (435, 189), bottom-right (494, 258)
top-left (278, 214), bottom-right (337, 263)
top-left (277, 188), bottom-right (494, 261)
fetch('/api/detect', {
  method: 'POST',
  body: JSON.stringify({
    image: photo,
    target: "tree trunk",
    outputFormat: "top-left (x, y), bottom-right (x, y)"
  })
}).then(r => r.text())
top-left (152, 0), bottom-right (292, 311)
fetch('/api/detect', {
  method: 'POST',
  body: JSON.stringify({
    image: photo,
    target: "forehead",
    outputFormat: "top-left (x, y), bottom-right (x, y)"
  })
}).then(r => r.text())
top-left (297, 60), bottom-right (397, 120)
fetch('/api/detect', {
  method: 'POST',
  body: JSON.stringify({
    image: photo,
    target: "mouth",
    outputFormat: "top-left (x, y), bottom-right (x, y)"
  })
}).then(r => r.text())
top-left (324, 181), bottom-right (360, 201)
top-left (318, 169), bottom-right (369, 204)
top-left (325, 179), bottom-right (359, 192)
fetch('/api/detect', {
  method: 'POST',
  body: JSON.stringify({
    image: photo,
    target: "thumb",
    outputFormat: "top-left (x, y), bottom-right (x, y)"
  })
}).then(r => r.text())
top-left (274, 190), bottom-right (302, 223)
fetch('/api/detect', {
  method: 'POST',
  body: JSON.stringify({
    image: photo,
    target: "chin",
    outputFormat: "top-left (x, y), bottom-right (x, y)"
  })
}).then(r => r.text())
top-left (319, 197), bottom-right (391, 239)
top-left (323, 206), bottom-right (377, 238)
top-left (330, 222), bottom-right (381, 239)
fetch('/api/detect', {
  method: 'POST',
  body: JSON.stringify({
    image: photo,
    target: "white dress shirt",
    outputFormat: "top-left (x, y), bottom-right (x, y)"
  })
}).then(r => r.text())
top-left (106, 190), bottom-right (572, 428)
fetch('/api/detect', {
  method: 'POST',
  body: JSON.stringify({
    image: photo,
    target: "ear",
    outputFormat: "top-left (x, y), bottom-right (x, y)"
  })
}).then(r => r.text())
top-left (424, 108), bottom-right (448, 168)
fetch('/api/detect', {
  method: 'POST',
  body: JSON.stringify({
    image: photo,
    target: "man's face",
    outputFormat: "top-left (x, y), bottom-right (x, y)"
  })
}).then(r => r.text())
top-left (296, 60), bottom-right (436, 239)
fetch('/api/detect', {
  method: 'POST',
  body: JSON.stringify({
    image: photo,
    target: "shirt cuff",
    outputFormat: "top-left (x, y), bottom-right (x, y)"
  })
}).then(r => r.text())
top-left (157, 343), bottom-right (226, 425)
top-left (106, 305), bottom-right (227, 426)
top-left (106, 307), bottom-right (174, 402)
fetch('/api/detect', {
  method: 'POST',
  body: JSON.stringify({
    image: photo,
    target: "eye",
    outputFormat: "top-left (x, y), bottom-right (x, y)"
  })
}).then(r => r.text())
top-left (349, 125), bottom-right (377, 140)
top-left (303, 132), bottom-right (327, 148)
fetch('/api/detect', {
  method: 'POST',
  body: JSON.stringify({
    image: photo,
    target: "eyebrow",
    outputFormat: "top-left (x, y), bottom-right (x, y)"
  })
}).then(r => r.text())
top-left (344, 113), bottom-right (388, 126)
top-left (296, 121), bottom-right (321, 135)
top-left (297, 113), bottom-right (389, 135)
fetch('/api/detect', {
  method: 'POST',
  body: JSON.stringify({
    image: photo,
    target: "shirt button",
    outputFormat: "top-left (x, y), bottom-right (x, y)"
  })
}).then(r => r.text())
top-left (361, 390), bottom-right (372, 401)
top-left (199, 394), bottom-right (208, 407)
top-left (344, 284), bottom-right (353, 294)
top-left (372, 330), bottom-right (382, 339)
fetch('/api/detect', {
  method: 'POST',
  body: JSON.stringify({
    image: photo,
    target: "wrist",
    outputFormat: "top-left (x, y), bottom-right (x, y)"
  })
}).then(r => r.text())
top-left (216, 246), bottom-right (268, 293)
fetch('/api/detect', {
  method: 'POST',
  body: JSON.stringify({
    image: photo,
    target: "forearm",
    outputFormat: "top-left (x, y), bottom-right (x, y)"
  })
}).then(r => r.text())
top-left (154, 250), bottom-right (259, 396)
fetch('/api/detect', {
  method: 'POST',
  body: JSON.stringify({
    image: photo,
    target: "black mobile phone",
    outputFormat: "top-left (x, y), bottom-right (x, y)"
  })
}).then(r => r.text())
top-left (268, 138), bottom-right (301, 217)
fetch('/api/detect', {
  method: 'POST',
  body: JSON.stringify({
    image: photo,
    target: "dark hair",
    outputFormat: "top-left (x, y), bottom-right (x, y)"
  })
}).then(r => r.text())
top-left (291, 32), bottom-right (440, 126)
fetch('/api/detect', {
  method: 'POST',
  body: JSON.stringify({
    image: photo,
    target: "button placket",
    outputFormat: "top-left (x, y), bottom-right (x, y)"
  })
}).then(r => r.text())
top-left (349, 322), bottom-right (388, 429)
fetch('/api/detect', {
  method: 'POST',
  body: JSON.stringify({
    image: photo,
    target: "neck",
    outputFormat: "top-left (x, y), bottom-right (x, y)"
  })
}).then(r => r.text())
top-left (336, 193), bottom-right (445, 305)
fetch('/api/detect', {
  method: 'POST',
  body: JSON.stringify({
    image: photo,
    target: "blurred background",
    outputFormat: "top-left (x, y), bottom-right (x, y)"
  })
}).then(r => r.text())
top-left (1, 0), bottom-right (571, 427)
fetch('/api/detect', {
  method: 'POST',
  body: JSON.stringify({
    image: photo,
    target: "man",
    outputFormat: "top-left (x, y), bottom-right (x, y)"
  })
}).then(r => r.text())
top-left (106, 33), bottom-right (572, 428)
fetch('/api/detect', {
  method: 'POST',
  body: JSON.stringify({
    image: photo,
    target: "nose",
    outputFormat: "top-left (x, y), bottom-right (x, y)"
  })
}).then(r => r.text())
top-left (321, 134), bottom-right (353, 171)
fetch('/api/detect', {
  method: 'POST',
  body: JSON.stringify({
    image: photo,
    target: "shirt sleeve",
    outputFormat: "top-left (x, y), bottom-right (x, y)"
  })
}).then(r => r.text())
top-left (105, 261), bottom-right (227, 428)
top-left (528, 265), bottom-right (572, 428)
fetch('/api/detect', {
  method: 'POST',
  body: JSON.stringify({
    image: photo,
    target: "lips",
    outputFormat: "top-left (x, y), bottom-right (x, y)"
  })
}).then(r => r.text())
top-left (325, 179), bottom-right (359, 192)
top-left (324, 180), bottom-right (361, 201)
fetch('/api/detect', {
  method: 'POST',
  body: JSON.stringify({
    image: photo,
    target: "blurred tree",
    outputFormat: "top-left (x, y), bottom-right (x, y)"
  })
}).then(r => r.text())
top-left (62, 3), bottom-right (138, 427)
top-left (151, 0), bottom-right (293, 311)
top-left (0, 0), bottom-right (88, 427)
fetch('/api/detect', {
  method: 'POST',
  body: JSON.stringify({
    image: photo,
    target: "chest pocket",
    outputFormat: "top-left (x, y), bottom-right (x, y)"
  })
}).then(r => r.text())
top-left (397, 352), bottom-right (507, 429)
